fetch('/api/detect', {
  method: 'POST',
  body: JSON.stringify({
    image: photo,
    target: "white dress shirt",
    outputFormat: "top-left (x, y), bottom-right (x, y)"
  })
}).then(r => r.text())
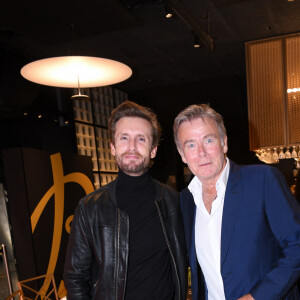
top-left (188, 158), bottom-right (230, 300)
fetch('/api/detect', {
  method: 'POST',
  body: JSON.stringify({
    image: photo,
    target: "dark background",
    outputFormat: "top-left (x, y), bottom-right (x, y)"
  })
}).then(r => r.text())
top-left (1, 0), bottom-right (300, 187)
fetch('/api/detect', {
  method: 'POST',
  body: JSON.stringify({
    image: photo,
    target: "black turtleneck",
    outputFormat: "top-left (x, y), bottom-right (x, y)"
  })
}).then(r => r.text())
top-left (116, 170), bottom-right (175, 300)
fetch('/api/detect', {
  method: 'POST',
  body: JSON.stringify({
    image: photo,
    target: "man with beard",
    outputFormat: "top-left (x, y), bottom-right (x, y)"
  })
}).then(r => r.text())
top-left (64, 100), bottom-right (187, 300)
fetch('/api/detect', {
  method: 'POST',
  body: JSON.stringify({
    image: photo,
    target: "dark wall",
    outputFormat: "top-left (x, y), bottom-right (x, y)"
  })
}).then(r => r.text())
top-left (0, 88), bottom-right (77, 182)
top-left (0, 48), bottom-right (78, 182)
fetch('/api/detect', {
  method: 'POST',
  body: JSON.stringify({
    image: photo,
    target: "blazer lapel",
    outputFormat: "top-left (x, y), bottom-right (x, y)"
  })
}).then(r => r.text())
top-left (190, 204), bottom-right (197, 269)
top-left (181, 188), bottom-right (198, 276)
top-left (221, 160), bottom-right (243, 267)
top-left (182, 188), bottom-right (201, 298)
top-left (182, 188), bottom-right (197, 257)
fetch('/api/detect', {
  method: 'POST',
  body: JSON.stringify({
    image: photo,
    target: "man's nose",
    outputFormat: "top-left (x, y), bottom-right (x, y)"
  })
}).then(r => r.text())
top-left (128, 139), bottom-right (137, 151)
top-left (198, 144), bottom-right (206, 157)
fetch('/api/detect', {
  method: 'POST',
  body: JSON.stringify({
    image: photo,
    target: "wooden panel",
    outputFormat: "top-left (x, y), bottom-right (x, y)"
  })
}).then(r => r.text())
top-left (246, 39), bottom-right (286, 150)
top-left (286, 35), bottom-right (300, 146)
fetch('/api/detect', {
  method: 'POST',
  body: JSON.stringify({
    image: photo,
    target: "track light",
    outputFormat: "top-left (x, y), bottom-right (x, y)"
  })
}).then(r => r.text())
top-left (165, 5), bottom-right (173, 18)
top-left (193, 34), bottom-right (201, 48)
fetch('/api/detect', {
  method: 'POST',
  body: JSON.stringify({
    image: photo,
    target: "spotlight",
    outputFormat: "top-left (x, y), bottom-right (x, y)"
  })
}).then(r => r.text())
top-left (165, 5), bottom-right (173, 18)
top-left (193, 35), bottom-right (201, 48)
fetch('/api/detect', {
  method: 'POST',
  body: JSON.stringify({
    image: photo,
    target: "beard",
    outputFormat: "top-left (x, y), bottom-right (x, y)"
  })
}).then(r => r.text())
top-left (115, 152), bottom-right (150, 176)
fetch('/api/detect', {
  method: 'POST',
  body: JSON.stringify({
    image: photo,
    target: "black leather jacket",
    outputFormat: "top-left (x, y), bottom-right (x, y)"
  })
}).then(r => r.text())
top-left (64, 177), bottom-right (187, 300)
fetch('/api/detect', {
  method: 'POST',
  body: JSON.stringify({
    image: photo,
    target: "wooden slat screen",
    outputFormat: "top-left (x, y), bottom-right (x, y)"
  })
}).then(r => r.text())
top-left (246, 39), bottom-right (286, 150)
top-left (286, 36), bottom-right (300, 146)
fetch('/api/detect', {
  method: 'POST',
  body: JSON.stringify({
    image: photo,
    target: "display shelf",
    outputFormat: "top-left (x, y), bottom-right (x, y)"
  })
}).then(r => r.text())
top-left (73, 86), bottom-right (127, 187)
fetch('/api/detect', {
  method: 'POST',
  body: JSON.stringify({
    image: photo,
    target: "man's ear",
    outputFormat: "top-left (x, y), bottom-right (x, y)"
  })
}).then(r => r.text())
top-left (110, 142), bottom-right (116, 156)
top-left (222, 136), bottom-right (228, 154)
top-left (178, 148), bottom-right (187, 164)
top-left (150, 146), bottom-right (158, 159)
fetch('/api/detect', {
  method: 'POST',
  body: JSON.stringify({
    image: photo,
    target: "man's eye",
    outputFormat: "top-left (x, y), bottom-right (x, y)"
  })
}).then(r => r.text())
top-left (205, 138), bottom-right (213, 144)
top-left (187, 143), bottom-right (195, 148)
top-left (138, 137), bottom-right (145, 142)
top-left (120, 136), bottom-right (128, 140)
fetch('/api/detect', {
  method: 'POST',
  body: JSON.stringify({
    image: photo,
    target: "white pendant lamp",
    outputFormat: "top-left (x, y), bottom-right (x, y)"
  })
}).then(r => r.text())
top-left (20, 56), bottom-right (132, 99)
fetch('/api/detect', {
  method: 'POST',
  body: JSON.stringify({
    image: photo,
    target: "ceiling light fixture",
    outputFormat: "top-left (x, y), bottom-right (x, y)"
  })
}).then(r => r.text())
top-left (164, 0), bottom-right (214, 51)
top-left (165, 4), bottom-right (173, 18)
top-left (193, 33), bottom-right (201, 48)
top-left (194, 39), bottom-right (200, 48)
top-left (20, 56), bottom-right (132, 99)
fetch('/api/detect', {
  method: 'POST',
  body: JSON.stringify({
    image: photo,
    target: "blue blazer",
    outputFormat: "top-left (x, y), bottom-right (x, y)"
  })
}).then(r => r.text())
top-left (180, 160), bottom-right (300, 300)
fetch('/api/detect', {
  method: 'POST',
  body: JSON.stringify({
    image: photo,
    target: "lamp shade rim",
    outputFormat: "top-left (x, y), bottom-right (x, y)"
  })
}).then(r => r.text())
top-left (20, 56), bottom-right (132, 88)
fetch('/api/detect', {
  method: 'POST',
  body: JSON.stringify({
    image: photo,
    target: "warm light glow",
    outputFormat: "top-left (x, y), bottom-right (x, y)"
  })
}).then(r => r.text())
top-left (21, 56), bottom-right (132, 88)
top-left (287, 87), bottom-right (300, 93)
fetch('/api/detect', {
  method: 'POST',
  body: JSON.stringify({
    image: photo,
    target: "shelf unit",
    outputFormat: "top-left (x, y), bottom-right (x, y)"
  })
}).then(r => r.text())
top-left (73, 86), bottom-right (127, 189)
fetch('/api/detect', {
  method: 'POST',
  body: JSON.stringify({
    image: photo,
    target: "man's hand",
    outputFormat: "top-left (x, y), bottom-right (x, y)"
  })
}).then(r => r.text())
top-left (238, 294), bottom-right (254, 300)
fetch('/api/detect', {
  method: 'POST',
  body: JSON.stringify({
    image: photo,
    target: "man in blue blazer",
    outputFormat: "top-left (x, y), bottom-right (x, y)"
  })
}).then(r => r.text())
top-left (173, 104), bottom-right (300, 300)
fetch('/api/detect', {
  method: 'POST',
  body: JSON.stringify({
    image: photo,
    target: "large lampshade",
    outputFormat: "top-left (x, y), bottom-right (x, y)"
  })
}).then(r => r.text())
top-left (20, 56), bottom-right (132, 88)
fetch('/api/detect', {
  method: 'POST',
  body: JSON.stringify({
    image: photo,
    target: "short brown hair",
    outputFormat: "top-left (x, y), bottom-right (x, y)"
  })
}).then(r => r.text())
top-left (108, 100), bottom-right (161, 149)
top-left (173, 104), bottom-right (227, 150)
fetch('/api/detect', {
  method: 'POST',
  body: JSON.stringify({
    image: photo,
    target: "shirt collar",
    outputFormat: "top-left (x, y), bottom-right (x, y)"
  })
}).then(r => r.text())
top-left (188, 157), bottom-right (230, 205)
top-left (217, 157), bottom-right (230, 191)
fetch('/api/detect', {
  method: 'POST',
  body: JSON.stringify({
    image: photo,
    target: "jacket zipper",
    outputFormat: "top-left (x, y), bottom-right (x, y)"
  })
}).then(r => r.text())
top-left (155, 201), bottom-right (181, 300)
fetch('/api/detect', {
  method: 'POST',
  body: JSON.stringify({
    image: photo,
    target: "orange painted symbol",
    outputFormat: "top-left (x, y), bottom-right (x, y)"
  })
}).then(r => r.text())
top-left (30, 153), bottom-right (94, 297)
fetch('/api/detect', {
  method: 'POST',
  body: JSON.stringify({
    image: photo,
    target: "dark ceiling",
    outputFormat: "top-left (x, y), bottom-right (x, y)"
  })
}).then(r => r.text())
top-left (1, 0), bottom-right (300, 94)
top-left (0, 0), bottom-right (299, 180)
